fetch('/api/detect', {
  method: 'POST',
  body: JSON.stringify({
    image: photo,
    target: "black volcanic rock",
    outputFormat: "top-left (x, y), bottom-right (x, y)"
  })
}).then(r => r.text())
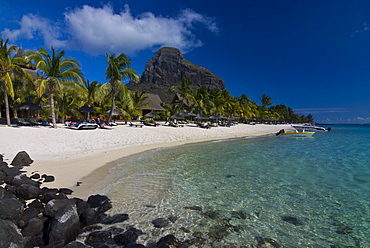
top-left (127, 47), bottom-right (225, 103)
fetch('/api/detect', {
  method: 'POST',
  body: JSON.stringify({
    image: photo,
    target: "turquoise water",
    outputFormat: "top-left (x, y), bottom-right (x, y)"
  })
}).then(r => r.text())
top-left (100, 125), bottom-right (370, 247)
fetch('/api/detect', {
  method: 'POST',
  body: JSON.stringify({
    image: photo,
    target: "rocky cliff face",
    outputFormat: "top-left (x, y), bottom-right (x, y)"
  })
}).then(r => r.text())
top-left (126, 47), bottom-right (225, 104)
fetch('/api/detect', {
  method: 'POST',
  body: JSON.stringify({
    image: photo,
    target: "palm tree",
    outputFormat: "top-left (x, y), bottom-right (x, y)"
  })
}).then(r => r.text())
top-left (193, 86), bottom-right (209, 114)
top-left (85, 80), bottom-right (103, 107)
top-left (0, 38), bottom-right (32, 126)
top-left (26, 47), bottom-right (85, 128)
top-left (260, 94), bottom-right (274, 107)
top-left (104, 53), bottom-right (139, 123)
top-left (170, 77), bottom-right (195, 112)
top-left (128, 89), bottom-right (149, 119)
top-left (237, 94), bottom-right (257, 118)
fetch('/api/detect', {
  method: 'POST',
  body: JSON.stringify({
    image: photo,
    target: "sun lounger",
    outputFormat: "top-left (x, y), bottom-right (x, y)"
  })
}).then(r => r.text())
top-left (67, 121), bottom-right (99, 130)
top-left (197, 122), bottom-right (211, 129)
top-left (129, 122), bottom-right (144, 128)
top-left (29, 118), bottom-right (43, 126)
top-left (168, 121), bottom-right (184, 127)
top-left (17, 118), bottom-right (31, 126)
top-left (142, 120), bottom-right (158, 127)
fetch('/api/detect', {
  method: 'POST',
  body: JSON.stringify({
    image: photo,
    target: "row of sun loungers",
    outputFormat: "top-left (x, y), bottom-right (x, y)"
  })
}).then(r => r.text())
top-left (17, 118), bottom-right (50, 126)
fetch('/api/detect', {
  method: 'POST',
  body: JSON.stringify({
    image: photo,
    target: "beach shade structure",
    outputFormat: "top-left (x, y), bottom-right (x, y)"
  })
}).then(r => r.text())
top-left (106, 107), bottom-right (125, 116)
top-left (170, 113), bottom-right (184, 120)
top-left (79, 104), bottom-right (95, 113)
top-left (14, 102), bottom-right (42, 111)
top-left (179, 111), bottom-right (189, 117)
top-left (79, 104), bottom-right (96, 120)
top-left (14, 102), bottom-right (43, 118)
top-left (209, 115), bottom-right (220, 120)
top-left (261, 117), bottom-right (275, 123)
top-left (219, 114), bottom-right (232, 120)
top-left (145, 111), bottom-right (160, 118)
top-left (195, 113), bottom-right (209, 120)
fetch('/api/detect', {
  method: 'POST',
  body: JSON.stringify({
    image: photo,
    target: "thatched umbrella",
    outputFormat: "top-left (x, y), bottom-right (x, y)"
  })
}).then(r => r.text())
top-left (14, 102), bottom-right (42, 111)
top-left (79, 104), bottom-right (95, 120)
top-left (14, 102), bottom-right (42, 118)
top-left (195, 113), bottom-right (208, 120)
top-left (180, 111), bottom-right (189, 117)
top-left (219, 114), bottom-right (232, 120)
top-left (106, 107), bottom-right (125, 116)
top-left (170, 113), bottom-right (184, 119)
top-left (209, 115), bottom-right (219, 120)
top-left (145, 111), bottom-right (160, 118)
top-left (79, 104), bottom-right (95, 113)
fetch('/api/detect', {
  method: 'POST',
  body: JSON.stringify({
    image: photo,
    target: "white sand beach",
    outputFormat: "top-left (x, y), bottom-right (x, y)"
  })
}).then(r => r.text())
top-left (0, 123), bottom-right (289, 197)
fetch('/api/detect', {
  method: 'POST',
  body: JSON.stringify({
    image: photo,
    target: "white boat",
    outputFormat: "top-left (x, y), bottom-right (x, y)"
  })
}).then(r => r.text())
top-left (291, 123), bottom-right (331, 132)
top-left (276, 129), bottom-right (315, 137)
top-left (67, 122), bottom-right (99, 130)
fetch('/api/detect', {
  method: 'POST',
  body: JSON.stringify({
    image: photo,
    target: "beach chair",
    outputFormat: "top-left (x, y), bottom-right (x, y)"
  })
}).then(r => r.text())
top-left (129, 122), bottom-right (144, 128)
top-left (17, 118), bottom-right (31, 126)
top-left (29, 118), bottom-right (43, 126)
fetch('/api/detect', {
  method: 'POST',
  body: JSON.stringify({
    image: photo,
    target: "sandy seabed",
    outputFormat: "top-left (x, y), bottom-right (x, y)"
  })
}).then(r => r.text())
top-left (0, 122), bottom-right (289, 198)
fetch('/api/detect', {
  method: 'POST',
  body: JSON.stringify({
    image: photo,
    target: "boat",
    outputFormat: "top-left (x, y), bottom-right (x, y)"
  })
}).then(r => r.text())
top-left (291, 123), bottom-right (331, 132)
top-left (276, 129), bottom-right (315, 137)
top-left (67, 122), bottom-right (99, 130)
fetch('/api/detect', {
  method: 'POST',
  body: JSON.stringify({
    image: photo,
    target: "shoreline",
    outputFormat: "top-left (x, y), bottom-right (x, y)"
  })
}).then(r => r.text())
top-left (70, 134), bottom-right (272, 198)
top-left (0, 123), bottom-right (290, 199)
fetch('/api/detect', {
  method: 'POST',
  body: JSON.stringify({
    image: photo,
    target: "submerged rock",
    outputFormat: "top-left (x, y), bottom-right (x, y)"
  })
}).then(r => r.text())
top-left (101, 213), bottom-right (129, 224)
top-left (184, 206), bottom-right (203, 212)
top-left (152, 218), bottom-right (170, 228)
top-left (281, 216), bottom-right (304, 226)
top-left (203, 210), bottom-right (220, 219)
top-left (230, 210), bottom-right (247, 219)
top-left (353, 173), bottom-right (370, 183)
top-left (113, 228), bottom-right (142, 245)
top-left (208, 225), bottom-right (229, 241)
top-left (335, 226), bottom-right (353, 234)
top-left (256, 236), bottom-right (282, 248)
top-left (85, 230), bottom-right (112, 246)
top-left (156, 234), bottom-right (180, 248)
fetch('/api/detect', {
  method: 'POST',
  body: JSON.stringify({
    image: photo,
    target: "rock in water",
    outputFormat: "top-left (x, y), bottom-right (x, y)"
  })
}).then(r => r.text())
top-left (126, 47), bottom-right (225, 104)
top-left (156, 234), bottom-right (180, 248)
top-left (281, 215), bottom-right (304, 226)
top-left (11, 151), bottom-right (34, 166)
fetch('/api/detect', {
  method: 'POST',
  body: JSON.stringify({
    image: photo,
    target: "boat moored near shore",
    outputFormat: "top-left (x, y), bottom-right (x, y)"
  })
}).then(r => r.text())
top-left (292, 123), bottom-right (331, 132)
top-left (276, 129), bottom-right (315, 137)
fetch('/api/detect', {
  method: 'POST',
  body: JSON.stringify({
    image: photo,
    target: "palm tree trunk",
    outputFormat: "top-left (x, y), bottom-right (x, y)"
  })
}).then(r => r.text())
top-left (107, 83), bottom-right (116, 123)
top-left (2, 80), bottom-right (11, 126)
top-left (107, 93), bottom-right (115, 124)
top-left (50, 92), bottom-right (57, 128)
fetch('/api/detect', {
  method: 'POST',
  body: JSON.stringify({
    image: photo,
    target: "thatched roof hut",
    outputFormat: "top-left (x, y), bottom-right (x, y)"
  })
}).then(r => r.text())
top-left (139, 93), bottom-right (165, 115)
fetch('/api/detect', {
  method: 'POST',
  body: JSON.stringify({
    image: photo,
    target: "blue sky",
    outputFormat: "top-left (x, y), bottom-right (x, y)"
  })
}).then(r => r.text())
top-left (1, 0), bottom-right (370, 123)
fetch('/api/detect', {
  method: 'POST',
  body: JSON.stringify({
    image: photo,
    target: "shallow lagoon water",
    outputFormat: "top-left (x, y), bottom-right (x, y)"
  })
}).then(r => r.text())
top-left (99, 125), bottom-right (370, 246)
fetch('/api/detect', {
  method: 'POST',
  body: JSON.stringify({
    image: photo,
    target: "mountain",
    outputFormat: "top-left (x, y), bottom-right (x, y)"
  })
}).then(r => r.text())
top-left (126, 47), bottom-right (225, 104)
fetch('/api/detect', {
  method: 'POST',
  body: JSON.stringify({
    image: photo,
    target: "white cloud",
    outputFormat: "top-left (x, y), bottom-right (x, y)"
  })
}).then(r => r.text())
top-left (1, 14), bottom-right (66, 48)
top-left (2, 4), bottom-right (218, 55)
